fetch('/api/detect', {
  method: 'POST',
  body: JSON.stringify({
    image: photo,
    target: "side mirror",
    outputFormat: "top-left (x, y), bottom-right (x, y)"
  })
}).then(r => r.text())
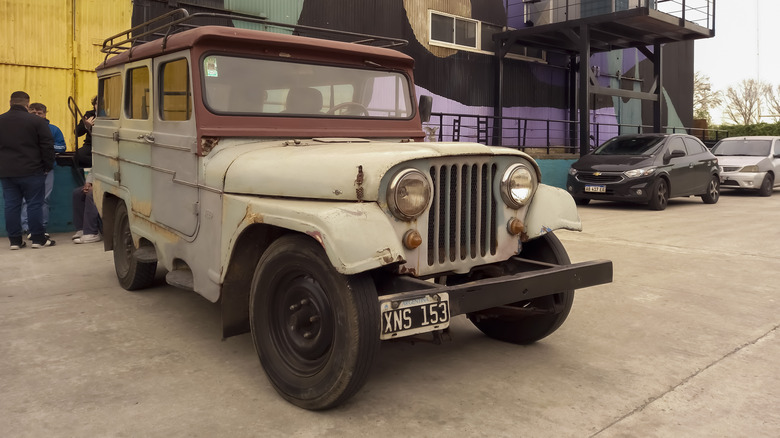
top-left (418, 95), bottom-right (432, 123)
top-left (663, 149), bottom-right (685, 164)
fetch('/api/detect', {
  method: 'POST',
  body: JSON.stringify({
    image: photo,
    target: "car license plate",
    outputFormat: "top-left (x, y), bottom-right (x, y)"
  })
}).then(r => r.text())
top-left (585, 185), bottom-right (606, 193)
top-left (380, 293), bottom-right (450, 340)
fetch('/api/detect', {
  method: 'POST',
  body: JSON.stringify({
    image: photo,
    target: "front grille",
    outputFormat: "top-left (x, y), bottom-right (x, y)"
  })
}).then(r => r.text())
top-left (722, 166), bottom-right (740, 172)
top-left (577, 173), bottom-right (623, 183)
top-left (722, 180), bottom-right (739, 186)
top-left (427, 162), bottom-right (498, 269)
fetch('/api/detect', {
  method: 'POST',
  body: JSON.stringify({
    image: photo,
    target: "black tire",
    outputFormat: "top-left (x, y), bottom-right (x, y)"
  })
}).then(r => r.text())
top-left (647, 177), bottom-right (669, 210)
top-left (701, 175), bottom-right (720, 204)
top-left (467, 233), bottom-right (574, 345)
top-left (113, 202), bottom-right (157, 290)
top-left (249, 235), bottom-right (380, 410)
top-left (574, 197), bottom-right (591, 206)
top-left (758, 174), bottom-right (774, 197)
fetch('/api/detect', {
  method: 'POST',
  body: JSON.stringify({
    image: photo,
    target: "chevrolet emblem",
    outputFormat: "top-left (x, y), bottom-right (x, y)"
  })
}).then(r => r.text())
top-left (593, 172), bottom-right (602, 176)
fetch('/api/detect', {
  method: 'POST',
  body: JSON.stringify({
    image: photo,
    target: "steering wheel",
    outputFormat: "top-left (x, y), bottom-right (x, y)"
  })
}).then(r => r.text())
top-left (327, 102), bottom-right (369, 116)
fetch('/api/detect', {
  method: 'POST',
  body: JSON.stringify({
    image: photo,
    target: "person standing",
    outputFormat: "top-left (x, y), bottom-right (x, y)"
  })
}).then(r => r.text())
top-left (75, 96), bottom-right (96, 168)
top-left (21, 102), bottom-right (66, 235)
top-left (0, 91), bottom-right (55, 249)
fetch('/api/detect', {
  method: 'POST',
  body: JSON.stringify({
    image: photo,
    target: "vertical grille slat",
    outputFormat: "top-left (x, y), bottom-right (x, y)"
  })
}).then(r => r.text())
top-left (427, 159), bottom-right (499, 270)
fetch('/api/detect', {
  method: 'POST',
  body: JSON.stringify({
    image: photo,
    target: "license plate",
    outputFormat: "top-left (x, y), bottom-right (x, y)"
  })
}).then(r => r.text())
top-left (585, 185), bottom-right (606, 193)
top-left (380, 293), bottom-right (450, 340)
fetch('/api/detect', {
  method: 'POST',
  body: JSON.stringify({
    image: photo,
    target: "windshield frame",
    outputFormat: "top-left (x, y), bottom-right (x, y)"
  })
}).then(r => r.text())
top-left (199, 53), bottom-right (415, 120)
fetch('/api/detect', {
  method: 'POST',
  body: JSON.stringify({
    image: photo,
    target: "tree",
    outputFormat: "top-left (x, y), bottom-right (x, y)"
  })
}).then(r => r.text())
top-left (693, 72), bottom-right (722, 123)
top-left (764, 85), bottom-right (780, 123)
top-left (723, 79), bottom-right (770, 125)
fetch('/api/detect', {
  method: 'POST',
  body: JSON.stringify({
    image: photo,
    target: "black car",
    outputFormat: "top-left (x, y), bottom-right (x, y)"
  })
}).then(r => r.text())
top-left (567, 133), bottom-right (720, 210)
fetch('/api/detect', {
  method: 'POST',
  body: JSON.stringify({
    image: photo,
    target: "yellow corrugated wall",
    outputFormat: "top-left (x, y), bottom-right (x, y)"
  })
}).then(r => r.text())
top-left (0, 0), bottom-right (132, 150)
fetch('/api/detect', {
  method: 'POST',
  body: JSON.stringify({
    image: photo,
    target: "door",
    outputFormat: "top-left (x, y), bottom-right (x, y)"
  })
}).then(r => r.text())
top-left (117, 60), bottom-right (154, 218)
top-left (772, 139), bottom-right (780, 187)
top-left (664, 137), bottom-right (697, 196)
top-left (150, 53), bottom-right (199, 237)
top-left (683, 137), bottom-right (714, 194)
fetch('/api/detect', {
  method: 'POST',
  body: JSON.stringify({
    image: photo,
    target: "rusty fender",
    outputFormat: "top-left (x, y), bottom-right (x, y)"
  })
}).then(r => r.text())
top-left (221, 194), bottom-right (406, 277)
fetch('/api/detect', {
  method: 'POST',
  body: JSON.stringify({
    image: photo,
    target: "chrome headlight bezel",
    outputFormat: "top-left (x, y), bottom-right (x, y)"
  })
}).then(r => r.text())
top-left (386, 169), bottom-right (432, 221)
top-left (500, 163), bottom-right (537, 209)
top-left (624, 167), bottom-right (657, 178)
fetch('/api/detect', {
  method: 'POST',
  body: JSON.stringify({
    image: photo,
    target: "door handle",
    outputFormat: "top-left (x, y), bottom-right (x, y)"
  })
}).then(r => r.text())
top-left (136, 133), bottom-right (155, 143)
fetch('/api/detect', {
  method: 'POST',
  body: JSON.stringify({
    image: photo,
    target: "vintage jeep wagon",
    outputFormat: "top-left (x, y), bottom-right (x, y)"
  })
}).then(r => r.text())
top-left (91, 11), bottom-right (612, 410)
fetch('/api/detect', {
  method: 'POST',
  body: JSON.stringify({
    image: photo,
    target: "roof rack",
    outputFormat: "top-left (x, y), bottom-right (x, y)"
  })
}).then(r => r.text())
top-left (101, 8), bottom-right (408, 59)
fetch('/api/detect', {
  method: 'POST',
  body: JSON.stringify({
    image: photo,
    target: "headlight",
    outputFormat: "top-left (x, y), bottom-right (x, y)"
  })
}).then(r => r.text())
top-left (624, 167), bottom-right (656, 178)
top-left (739, 165), bottom-right (759, 172)
top-left (568, 167), bottom-right (578, 176)
top-left (387, 169), bottom-right (431, 220)
top-left (501, 164), bottom-right (537, 209)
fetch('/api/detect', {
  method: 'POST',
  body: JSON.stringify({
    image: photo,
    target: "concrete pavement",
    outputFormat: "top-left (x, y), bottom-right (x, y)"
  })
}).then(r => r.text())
top-left (1, 189), bottom-right (778, 437)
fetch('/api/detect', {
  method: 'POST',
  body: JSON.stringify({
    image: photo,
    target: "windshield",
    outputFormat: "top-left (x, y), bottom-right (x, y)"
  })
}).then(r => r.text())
top-left (593, 136), bottom-right (665, 156)
top-left (201, 55), bottom-right (413, 119)
top-left (711, 139), bottom-right (771, 157)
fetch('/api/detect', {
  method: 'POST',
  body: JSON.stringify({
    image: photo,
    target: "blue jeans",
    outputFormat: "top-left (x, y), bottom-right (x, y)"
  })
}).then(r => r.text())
top-left (21, 170), bottom-right (54, 229)
top-left (1, 174), bottom-right (47, 245)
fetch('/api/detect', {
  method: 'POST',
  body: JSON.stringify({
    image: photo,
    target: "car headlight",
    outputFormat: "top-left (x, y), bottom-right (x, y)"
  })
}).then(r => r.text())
top-left (501, 163), bottom-right (537, 209)
top-left (624, 167), bottom-right (656, 178)
top-left (387, 169), bottom-right (431, 221)
top-left (568, 167), bottom-right (578, 176)
top-left (739, 165), bottom-right (759, 172)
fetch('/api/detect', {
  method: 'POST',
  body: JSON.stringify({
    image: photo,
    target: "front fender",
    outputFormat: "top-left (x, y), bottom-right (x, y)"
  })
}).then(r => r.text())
top-left (524, 184), bottom-right (582, 240)
top-left (222, 195), bottom-right (406, 278)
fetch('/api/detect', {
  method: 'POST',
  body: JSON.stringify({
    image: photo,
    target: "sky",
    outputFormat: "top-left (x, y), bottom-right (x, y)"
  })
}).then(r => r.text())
top-left (693, 0), bottom-right (780, 123)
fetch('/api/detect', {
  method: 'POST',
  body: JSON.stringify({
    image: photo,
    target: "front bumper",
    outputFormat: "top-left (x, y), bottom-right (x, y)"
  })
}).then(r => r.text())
top-left (720, 171), bottom-right (765, 189)
top-left (378, 256), bottom-right (612, 335)
top-left (566, 174), bottom-right (654, 203)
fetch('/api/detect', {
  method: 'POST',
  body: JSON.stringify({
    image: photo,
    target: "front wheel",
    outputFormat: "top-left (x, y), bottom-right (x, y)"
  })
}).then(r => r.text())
top-left (647, 177), bottom-right (669, 210)
top-left (249, 234), bottom-right (380, 410)
top-left (112, 202), bottom-right (156, 290)
top-left (467, 233), bottom-right (574, 345)
top-left (700, 175), bottom-right (720, 204)
top-left (758, 174), bottom-right (773, 197)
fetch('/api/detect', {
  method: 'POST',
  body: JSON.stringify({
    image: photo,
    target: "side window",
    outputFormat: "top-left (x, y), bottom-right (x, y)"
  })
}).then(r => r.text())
top-left (683, 138), bottom-right (705, 155)
top-left (97, 75), bottom-right (122, 119)
top-left (125, 66), bottom-right (150, 119)
top-left (774, 140), bottom-right (780, 156)
top-left (668, 137), bottom-right (686, 155)
top-left (160, 59), bottom-right (191, 121)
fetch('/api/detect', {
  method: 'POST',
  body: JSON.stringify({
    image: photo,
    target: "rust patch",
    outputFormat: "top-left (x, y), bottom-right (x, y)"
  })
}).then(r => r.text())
top-left (355, 165), bottom-right (364, 202)
top-left (131, 197), bottom-right (152, 217)
top-left (201, 136), bottom-right (220, 155)
top-left (242, 204), bottom-right (264, 224)
top-left (307, 230), bottom-right (325, 247)
top-left (398, 265), bottom-right (417, 276)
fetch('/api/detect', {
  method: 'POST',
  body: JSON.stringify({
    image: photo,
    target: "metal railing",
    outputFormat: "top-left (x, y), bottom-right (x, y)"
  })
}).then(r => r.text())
top-left (523, 0), bottom-right (715, 32)
top-left (424, 112), bottom-right (728, 153)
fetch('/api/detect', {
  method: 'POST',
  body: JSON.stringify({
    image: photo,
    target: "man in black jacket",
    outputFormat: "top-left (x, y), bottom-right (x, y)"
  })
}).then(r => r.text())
top-left (0, 91), bottom-right (55, 249)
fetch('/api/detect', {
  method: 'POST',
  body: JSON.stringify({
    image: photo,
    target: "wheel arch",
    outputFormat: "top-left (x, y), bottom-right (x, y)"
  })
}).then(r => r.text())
top-left (220, 223), bottom-right (290, 338)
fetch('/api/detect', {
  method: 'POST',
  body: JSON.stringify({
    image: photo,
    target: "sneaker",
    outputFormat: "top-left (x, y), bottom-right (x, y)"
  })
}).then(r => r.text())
top-left (72, 230), bottom-right (84, 240)
top-left (28, 232), bottom-right (49, 240)
top-left (31, 239), bottom-right (56, 248)
top-left (10, 241), bottom-right (27, 250)
top-left (74, 234), bottom-right (102, 244)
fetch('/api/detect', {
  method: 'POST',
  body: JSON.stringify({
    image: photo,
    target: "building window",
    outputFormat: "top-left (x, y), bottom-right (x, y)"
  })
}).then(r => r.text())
top-left (430, 11), bottom-right (478, 49)
top-left (429, 11), bottom-right (545, 62)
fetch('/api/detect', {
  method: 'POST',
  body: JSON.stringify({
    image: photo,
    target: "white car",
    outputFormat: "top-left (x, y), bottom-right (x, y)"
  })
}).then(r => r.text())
top-left (711, 136), bottom-right (780, 196)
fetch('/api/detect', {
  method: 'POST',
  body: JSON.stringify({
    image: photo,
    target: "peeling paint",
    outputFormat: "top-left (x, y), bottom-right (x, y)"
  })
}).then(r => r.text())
top-left (355, 165), bottom-right (364, 202)
top-left (131, 198), bottom-right (152, 217)
top-left (242, 204), bottom-right (264, 224)
top-left (375, 247), bottom-right (395, 264)
top-left (201, 136), bottom-right (220, 155)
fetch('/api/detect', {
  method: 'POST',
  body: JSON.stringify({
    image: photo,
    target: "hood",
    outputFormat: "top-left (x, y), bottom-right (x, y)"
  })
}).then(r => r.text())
top-left (572, 153), bottom-right (656, 172)
top-left (211, 139), bottom-right (534, 201)
top-left (714, 155), bottom-right (766, 168)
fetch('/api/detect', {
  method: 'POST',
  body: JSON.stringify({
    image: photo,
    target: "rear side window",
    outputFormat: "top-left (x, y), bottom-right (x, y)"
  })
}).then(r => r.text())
top-left (683, 137), bottom-right (706, 154)
top-left (97, 75), bottom-right (122, 119)
top-left (160, 59), bottom-right (191, 121)
top-left (126, 66), bottom-right (150, 119)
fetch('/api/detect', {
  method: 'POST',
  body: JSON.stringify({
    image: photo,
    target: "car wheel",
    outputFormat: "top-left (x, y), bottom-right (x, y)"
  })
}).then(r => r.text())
top-left (758, 174), bottom-right (773, 197)
top-left (647, 178), bottom-right (669, 210)
top-left (249, 234), bottom-right (380, 410)
top-left (701, 175), bottom-right (720, 204)
top-left (113, 202), bottom-right (157, 290)
top-left (467, 233), bottom-right (574, 345)
top-left (574, 197), bottom-right (591, 206)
